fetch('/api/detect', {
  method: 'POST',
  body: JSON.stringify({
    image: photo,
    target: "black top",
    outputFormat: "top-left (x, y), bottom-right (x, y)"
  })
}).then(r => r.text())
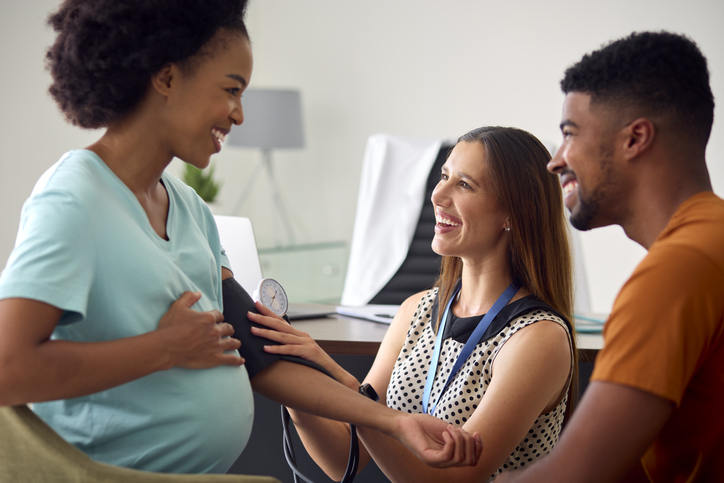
top-left (431, 293), bottom-right (571, 345)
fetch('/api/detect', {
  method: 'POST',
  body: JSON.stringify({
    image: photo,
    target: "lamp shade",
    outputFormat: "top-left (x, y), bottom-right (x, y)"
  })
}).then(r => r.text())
top-left (226, 89), bottom-right (305, 150)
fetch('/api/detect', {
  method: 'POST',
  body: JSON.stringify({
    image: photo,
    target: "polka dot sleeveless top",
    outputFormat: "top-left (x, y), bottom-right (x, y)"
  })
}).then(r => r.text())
top-left (387, 288), bottom-right (573, 480)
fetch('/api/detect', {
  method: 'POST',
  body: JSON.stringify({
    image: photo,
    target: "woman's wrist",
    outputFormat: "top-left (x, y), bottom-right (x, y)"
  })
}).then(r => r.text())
top-left (316, 351), bottom-right (359, 390)
top-left (346, 374), bottom-right (362, 391)
top-left (358, 383), bottom-right (380, 402)
top-left (371, 404), bottom-right (403, 438)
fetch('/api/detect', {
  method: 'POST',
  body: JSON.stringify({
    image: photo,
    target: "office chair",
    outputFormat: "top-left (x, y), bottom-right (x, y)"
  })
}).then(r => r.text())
top-left (368, 142), bottom-right (452, 304)
top-left (341, 134), bottom-right (452, 306)
top-left (0, 405), bottom-right (280, 483)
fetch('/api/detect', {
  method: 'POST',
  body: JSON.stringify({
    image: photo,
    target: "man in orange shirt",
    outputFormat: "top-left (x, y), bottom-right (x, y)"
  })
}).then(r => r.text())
top-left (497, 31), bottom-right (724, 482)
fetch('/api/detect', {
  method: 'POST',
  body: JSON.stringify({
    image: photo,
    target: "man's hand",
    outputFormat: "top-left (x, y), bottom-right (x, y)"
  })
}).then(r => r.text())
top-left (396, 413), bottom-right (483, 468)
top-left (157, 291), bottom-right (244, 369)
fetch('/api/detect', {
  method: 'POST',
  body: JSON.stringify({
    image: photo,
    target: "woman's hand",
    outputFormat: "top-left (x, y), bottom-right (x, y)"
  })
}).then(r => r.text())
top-left (248, 302), bottom-right (359, 390)
top-left (395, 413), bottom-right (483, 468)
top-left (157, 291), bottom-right (244, 369)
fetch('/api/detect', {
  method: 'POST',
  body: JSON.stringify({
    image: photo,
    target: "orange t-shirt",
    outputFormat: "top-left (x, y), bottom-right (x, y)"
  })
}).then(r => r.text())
top-left (591, 192), bottom-right (724, 482)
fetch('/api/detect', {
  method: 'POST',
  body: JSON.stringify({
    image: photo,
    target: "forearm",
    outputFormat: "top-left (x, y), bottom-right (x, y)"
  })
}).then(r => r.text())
top-left (357, 426), bottom-right (484, 483)
top-left (316, 356), bottom-right (359, 391)
top-left (253, 363), bottom-right (389, 479)
top-left (357, 426), bottom-right (420, 482)
top-left (288, 408), bottom-right (372, 481)
top-left (254, 361), bottom-right (482, 476)
top-left (0, 332), bottom-right (171, 406)
top-left (252, 360), bottom-right (401, 434)
top-left (0, 290), bottom-right (240, 407)
top-left (494, 382), bottom-right (674, 482)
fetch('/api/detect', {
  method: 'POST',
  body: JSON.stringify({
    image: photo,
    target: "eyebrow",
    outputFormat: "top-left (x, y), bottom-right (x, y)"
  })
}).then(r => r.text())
top-left (441, 165), bottom-right (480, 187)
top-left (459, 172), bottom-right (480, 187)
top-left (226, 74), bottom-right (248, 87)
top-left (559, 120), bottom-right (578, 130)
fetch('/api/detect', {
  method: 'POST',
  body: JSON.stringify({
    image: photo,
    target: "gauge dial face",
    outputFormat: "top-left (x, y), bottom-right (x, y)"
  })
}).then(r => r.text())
top-left (256, 278), bottom-right (288, 316)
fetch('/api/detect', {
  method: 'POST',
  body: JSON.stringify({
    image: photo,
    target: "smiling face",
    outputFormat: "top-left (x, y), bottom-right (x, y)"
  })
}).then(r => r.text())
top-left (548, 92), bottom-right (623, 231)
top-left (430, 141), bottom-right (509, 263)
top-left (162, 31), bottom-right (253, 169)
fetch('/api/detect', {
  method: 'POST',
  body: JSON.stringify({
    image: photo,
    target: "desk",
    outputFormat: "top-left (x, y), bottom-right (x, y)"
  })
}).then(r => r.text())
top-left (577, 332), bottom-right (604, 362)
top-left (295, 313), bottom-right (604, 361)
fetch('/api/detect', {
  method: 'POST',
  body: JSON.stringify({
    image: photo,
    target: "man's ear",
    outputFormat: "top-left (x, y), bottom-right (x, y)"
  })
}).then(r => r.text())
top-left (151, 63), bottom-right (176, 97)
top-left (622, 118), bottom-right (655, 161)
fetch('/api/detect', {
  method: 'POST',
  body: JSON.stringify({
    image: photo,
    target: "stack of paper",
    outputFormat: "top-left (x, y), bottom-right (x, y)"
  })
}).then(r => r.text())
top-left (574, 313), bottom-right (607, 333)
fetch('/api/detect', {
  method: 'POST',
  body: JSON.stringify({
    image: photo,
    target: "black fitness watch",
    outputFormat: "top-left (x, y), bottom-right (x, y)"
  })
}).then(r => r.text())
top-left (359, 383), bottom-right (380, 402)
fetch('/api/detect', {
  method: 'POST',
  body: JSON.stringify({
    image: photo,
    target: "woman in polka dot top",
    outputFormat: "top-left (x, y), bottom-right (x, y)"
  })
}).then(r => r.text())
top-left (255, 126), bottom-right (577, 482)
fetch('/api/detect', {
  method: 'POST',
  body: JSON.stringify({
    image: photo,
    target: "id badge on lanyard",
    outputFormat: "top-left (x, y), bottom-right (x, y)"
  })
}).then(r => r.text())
top-left (422, 281), bottom-right (520, 416)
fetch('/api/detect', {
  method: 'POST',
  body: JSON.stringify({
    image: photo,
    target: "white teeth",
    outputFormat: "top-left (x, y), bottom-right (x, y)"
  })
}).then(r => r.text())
top-left (436, 215), bottom-right (461, 227)
top-left (212, 128), bottom-right (227, 145)
top-left (563, 180), bottom-right (578, 195)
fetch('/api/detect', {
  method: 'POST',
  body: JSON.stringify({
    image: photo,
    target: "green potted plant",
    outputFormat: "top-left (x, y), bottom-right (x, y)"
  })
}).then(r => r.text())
top-left (182, 163), bottom-right (221, 204)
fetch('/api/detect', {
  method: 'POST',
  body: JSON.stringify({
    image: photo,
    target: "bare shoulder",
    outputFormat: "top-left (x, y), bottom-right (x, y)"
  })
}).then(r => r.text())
top-left (500, 320), bottom-right (572, 360)
top-left (505, 318), bottom-right (570, 350)
top-left (365, 290), bottom-right (434, 390)
top-left (387, 290), bottom-right (432, 339)
top-left (493, 318), bottom-right (572, 385)
top-left (397, 290), bottom-right (431, 318)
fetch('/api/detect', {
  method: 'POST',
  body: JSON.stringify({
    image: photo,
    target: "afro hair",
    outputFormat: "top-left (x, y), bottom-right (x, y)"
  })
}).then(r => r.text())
top-left (46, 0), bottom-right (249, 129)
top-left (561, 31), bottom-right (714, 147)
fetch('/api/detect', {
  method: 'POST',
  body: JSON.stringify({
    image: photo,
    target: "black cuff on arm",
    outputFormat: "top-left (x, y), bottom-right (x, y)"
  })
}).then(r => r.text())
top-left (222, 277), bottom-right (330, 379)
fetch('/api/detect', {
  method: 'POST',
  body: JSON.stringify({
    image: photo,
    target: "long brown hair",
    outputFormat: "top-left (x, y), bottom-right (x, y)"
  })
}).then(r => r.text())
top-left (434, 126), bottom-right (578, 413)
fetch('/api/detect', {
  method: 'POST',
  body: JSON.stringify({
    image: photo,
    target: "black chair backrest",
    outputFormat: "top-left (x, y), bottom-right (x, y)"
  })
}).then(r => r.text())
top-left (369, 143), bottom-right (453, 305)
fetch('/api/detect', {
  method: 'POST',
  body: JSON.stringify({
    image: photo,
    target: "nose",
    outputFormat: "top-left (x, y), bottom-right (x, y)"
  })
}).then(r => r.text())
top-left (230, 100), bottom-right (243, 126)
top-left (547, 145), bottom-right (566, 174)
top-left (431, 180), bottom-right (449, 207)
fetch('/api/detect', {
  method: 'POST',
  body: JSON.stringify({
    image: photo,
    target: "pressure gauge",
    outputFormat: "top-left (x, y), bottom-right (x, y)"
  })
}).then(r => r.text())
top-left (252, 278), bottom-right (288, 316)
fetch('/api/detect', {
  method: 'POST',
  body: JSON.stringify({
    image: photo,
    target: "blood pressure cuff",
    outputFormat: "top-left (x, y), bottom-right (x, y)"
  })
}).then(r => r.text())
top-left (222, 277), bottom-right (329, 379)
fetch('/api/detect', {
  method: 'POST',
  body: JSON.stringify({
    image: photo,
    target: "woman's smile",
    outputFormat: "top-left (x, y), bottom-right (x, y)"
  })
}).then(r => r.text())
top-left (211, 127), bottom-right (229, 153)
top-left (435, 209), bottom-right (462, 234)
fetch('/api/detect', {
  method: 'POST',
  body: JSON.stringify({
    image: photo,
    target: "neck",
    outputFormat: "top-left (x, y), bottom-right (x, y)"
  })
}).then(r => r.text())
top-left (619, 152), bottom-right (711, 249)
top-left (87, 108), bottom-right (174, 197)
top-left (454, 258), bottom-right (515, 318)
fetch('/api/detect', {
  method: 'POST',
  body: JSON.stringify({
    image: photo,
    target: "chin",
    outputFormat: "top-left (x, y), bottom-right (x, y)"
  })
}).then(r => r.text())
top-left (430, 239), bottom-right (444, 256)
top-left (568, 196), bottom-right (598, 231)
top-left (430, 241), bottom-right (454, 258)
top-left (570, 208), bottom-right (611, 232)
top-left (184, 157), bottom-right (212, 170)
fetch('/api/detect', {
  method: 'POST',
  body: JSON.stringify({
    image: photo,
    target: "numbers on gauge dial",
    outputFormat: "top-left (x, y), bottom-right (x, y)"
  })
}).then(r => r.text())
top-left (255, 278), bottom-right (288, 316)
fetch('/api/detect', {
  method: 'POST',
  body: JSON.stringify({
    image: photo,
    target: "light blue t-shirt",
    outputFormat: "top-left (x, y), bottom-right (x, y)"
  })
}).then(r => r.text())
top-left (0, 150), bottom-right (254, 473)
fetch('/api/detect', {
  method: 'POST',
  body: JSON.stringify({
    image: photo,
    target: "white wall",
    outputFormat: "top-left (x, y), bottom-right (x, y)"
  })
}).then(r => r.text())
top-left (1, 0), bottom-right (722, 313)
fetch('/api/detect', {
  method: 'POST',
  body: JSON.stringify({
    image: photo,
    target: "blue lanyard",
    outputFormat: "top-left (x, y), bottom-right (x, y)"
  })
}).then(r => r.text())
top-left (422, 281), bottom-right (520, 415)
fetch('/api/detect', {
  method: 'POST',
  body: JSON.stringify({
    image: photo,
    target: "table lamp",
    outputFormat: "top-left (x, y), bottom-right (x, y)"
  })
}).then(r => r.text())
top-left (226, 88), bottom-right (305, 245)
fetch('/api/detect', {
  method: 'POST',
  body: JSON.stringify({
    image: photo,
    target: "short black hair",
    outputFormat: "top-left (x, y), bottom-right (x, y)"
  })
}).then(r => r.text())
top-left (46, 0), bottom-right (250, 129)
top-left (561, 31), bottom-right (715, 147)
